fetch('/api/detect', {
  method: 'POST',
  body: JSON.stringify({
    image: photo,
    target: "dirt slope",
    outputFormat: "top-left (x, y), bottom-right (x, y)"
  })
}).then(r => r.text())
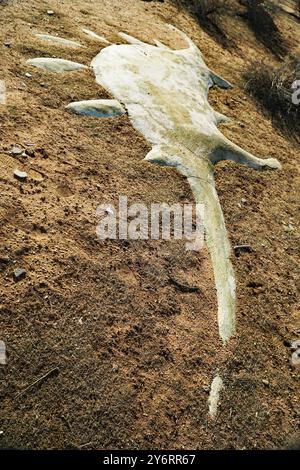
top-left (0, 0), bottom-right (299, 449)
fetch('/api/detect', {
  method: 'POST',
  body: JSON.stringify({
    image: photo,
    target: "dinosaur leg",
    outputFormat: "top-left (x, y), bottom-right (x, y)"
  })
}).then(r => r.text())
top-left (65, 99), bottom-right (126, 118)
top-left (211, 137), bottom-right (282, 170)
top-left (215, 111), bottom-right (231, 125)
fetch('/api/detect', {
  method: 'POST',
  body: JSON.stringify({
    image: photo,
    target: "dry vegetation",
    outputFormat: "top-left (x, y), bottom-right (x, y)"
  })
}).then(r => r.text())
top-left (244, 57), bottom-right (300, 140)
top-left (172, 0), bottom-right (298, 139)
top-left (240, 0), bottom-right (288, 58)
top-left (172, 0), bottom-right (288, 56)
top-left (171, 0), bottom-right (233, 47)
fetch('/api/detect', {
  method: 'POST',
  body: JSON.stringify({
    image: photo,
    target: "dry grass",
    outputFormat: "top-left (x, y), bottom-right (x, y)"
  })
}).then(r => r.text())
top-left (172, 0), bottom-right (288, 54)
top-left (172, 0), bottom-right (233, 47)
top-left (240, 0), bottom-right (288, 58)
top-left (244, 57), bottom-right (300, 140)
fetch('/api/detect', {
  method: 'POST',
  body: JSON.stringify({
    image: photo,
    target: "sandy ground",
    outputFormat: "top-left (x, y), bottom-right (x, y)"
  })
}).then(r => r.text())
top-left (0, 0), bottom-right (299, 449)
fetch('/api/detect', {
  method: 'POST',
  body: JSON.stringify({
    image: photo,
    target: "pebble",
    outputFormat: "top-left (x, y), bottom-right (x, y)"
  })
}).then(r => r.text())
top-left (13, 268), bottom-right (26, 281)
top-left (13, 169), bottom-right (28, 181)
top-left (234, 245), bottom-right (253, 256)
top-left (262, 379), bottom-right (269, 386)
top-left (9, 146), bottom-right (23, 156)
top-left (25, 72), bottom-right (32, 78)
top-left (47, 10), bottom-right (55, 15)
top-left (283, 223), bottom-right (294, 232)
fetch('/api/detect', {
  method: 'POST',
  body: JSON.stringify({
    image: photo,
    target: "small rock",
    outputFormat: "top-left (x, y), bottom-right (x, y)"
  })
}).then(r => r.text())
top-left (4, 42), bottom-right (11, 47)
top-left (13, 268), bottom-right (26, 281)
top-left (9, 146), bottom-right (23, 156)
top-left (238, 122), bottom-right (246, 128)
top-left (13, 169), bottom-right (28, 181)
top-left (283, 223), bottom-right (294, 233)
top-left (241, 198), bottom-right (247, 204)
top-left (25, 72), bottom-right (32, 78)
top-left (234, 245), bottom-right (253, 256)
top-left (112, 364), bottom-right (119, 373)
top-left (47, 10), bottom-right (55, 15)
top-left (0, 256), bottom-right (10, 265)
top-left (262, 379), bottom-right (269, 386)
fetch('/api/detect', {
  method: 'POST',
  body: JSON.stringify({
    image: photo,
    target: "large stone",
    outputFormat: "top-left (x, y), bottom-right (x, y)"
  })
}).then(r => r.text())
top-left (13, 169), bottom-right (28, 181)
top-left (13, 268), bottom-right (27, 281)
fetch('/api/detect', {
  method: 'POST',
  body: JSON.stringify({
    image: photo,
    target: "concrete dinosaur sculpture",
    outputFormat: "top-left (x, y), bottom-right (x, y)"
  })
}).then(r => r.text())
top-left (26, 25), bottom-right (281, 414)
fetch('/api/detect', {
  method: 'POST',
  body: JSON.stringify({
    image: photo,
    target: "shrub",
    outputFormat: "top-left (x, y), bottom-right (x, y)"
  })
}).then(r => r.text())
top-left (240, 0), bottom-right (287, 58)
top-left (244, 57), bottom-right (300, 140)
top-left (173, 0), bottom-right (232, 47)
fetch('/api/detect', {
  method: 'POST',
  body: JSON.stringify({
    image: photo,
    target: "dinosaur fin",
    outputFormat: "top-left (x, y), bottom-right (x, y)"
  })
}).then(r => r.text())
top-left (82, 28), bottom-right (111, 44)
top-left (167, 24), bottom-right (198, 51)
top-left (211, 137), bottom-right (282, 170)
top-left (118, 32), bottom-right (146, 45)
top-left (210, 70), bottom-right (233, 89)
top-left (153, 39), bottom-right (169, 49)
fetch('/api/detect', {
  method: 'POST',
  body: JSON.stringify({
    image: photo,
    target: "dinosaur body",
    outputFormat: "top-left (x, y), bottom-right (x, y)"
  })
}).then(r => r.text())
top-left (26, 25), bottom-right (281, 414)
top-left (90, 26), bottom-right (280, 343)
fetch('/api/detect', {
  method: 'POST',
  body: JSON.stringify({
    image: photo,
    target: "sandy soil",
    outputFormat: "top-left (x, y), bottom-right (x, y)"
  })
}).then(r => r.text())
top-left (0, 0), bottom-right (299, 449)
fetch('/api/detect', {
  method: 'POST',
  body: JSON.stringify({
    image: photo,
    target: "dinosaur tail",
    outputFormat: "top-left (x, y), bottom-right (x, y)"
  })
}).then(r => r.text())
top-left (145, 143), bottom-right (236, 344)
